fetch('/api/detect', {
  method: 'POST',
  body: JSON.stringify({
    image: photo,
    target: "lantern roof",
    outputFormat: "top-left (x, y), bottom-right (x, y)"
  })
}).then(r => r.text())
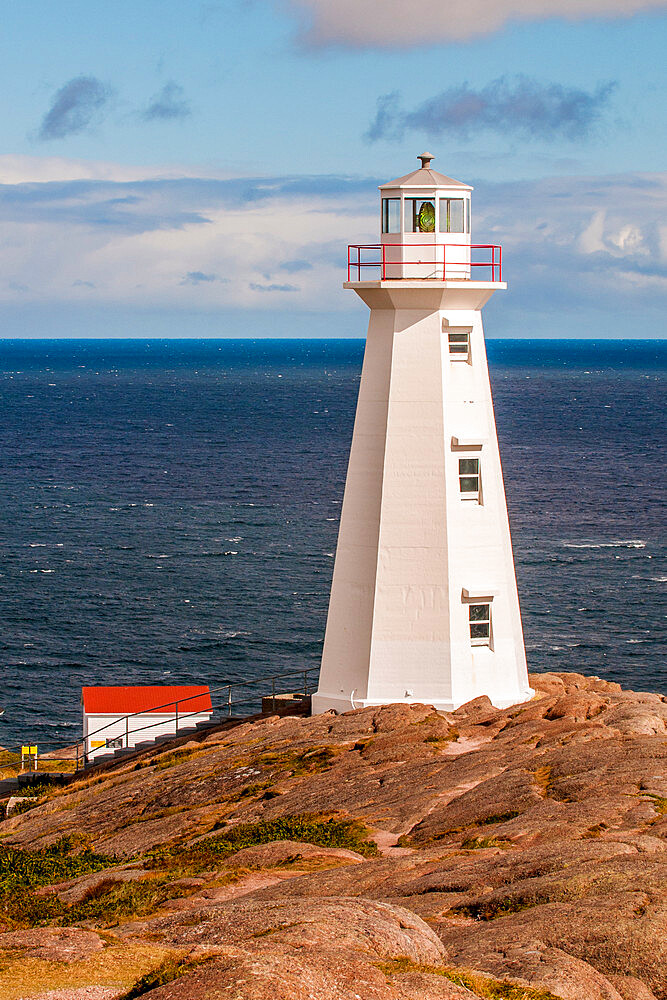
top-left (380, 153), bottom-right (472, 192)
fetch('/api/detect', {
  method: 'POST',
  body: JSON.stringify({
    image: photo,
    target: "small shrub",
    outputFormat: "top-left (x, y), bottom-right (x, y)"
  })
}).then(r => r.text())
top-left (9, 798), bottom-right (40, 816)
top-left (13, 781), bottom-right (55, 798)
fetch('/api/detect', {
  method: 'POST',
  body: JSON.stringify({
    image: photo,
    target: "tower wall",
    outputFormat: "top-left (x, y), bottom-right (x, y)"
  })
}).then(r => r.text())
top-left (312, 283), bottom-right (532, 714)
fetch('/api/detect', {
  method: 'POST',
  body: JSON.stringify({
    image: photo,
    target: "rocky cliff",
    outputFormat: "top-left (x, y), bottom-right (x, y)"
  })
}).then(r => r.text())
top-left (0, 671), bottom-right (665, 1000)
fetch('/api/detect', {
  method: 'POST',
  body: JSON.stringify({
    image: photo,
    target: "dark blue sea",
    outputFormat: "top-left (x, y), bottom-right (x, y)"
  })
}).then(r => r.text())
top-left (0, 339), bottom-right (664, 751)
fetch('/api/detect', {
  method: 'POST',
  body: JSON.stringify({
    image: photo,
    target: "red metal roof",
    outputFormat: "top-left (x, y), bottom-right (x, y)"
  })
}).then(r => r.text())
top-left (82, 685), bottom-right (212, 715)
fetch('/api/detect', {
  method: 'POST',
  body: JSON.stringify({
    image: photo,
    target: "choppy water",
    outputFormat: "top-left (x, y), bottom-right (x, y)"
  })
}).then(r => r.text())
top-left (0, 339), bottom-right (664, 750)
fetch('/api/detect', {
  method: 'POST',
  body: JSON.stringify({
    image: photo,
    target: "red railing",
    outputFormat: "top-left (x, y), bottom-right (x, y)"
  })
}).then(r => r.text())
top-left (347, 243), bottom-right (502, 282)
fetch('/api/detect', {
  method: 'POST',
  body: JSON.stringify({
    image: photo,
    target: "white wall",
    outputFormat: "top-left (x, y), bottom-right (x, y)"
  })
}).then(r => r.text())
top-left (313, 280), bottom-right (532, 714)
top-left (84, 710), bottom-right (212, 759)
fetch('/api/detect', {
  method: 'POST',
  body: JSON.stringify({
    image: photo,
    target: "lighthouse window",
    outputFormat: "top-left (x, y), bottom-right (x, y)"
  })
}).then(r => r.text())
top-left (439, 199), bottom-right (466, 234)
top-left (405, 198), bottom-right (436, 233)
top-left (382, 199), bottom-right (400, 234)
top-left (469, 603), bottom-right (491, 644)
top-left (459, 458), bottom-right (480, 497)
top-left (448, 331), bottom-right (470, 357)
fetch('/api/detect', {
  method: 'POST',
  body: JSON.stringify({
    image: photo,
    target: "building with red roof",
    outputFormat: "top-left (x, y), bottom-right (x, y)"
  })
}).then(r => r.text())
top-left (82, 685), bottom-right (213, 760)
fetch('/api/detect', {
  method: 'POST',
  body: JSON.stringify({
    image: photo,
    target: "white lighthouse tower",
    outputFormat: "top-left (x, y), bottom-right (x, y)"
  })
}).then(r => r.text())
top-left (312, 154), bottom-right (533, 715)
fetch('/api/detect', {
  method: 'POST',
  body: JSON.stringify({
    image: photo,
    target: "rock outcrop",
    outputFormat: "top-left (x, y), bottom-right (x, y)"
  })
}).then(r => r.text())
top-left (1, 671), bottom-right (665, 1000)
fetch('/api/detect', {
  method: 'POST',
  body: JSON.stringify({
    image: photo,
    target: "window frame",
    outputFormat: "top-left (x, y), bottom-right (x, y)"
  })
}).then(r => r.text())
top-left (459, 457), bottom-right (480, 500)
top-left (404, 197), bottom-right (437, 234)
top-left (448, 330), bottom-right (470, 359)
top-left (469, 602), bottom-right (491, 646)
top-left (382, 198), bottom-right (401, 234)
top-left (439, 197), bottom-right (467, 234)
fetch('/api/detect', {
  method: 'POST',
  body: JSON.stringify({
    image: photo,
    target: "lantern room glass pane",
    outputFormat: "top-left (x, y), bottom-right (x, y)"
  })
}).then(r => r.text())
top-left (382, 199), bottom-right (400, 234)
top-left (439, 199), bottom-right (466, 233)
top-left (405, 199), bottom-right (436, 233)
top-left (449, 199), bottom-right (464, 233)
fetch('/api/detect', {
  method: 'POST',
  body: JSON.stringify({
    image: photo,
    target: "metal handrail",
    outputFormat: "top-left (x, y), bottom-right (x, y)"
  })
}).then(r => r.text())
top-left (0, 666), bottom-right (320, 775)
top-left (347, 243), bottom-right (502, 282)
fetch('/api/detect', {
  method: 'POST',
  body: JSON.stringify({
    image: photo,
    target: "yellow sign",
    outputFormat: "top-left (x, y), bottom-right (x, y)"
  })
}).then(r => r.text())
top-left (21, 746), bottom-right (37, 755)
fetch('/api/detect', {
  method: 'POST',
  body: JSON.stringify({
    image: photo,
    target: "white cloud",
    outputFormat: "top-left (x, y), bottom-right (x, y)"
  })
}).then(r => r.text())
top-left (0, 156), bottom-right (665, 326)
top-left (285, 0), bottom-right (667, 45)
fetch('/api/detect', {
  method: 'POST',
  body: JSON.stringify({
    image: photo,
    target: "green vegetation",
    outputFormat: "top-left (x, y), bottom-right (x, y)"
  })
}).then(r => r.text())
top-left (377, 957), bottom-right (563, 999)
top-left (0, 837), bottom-right (112, 893)
top-left (149, 813), bottom-right (378, 873)
top-left (449, 893), bottom-right (547, 921)
top-left (13, 781), bottom-right (57, 797)
top-left (478, 811), bottom-right (521, 826)
top-left (154, 746), bottom-right (209, 771)
top-left (461, 835), bottom-right (513, 850)
top-left (9, 798), bottom-right (40, 816)
top-left (119, 954), bottom-right (213, 999)
top-left (256, 746), bottom-right (338, 777)
top-left (643, 793), bottom-right (667, 815)
top-left (0, 836), bottom-right (115, 929)
top-left (62, 877), bottom-right (179, 927)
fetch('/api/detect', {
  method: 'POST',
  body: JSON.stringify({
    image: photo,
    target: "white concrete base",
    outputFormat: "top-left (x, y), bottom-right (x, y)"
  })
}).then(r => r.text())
top-left (311, 688), bottom-right (535, 716)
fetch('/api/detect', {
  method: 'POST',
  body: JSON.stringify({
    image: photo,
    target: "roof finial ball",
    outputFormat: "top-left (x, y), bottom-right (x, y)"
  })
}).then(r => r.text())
top-left (418, 151), bottom-right (434, 169)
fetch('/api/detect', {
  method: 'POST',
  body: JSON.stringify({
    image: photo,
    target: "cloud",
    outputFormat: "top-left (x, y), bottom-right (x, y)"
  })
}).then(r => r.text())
top-left (366, 78), bottom-right (616, 143)
top-left (38, 77), bottom-right (112, 141)
top-left (0, 155), bottom-right (666, 334)
top-left (249, 282), bottom-right (300, 292)
top-left (181, 271), bottom-right (225, 284)
top-left (284, 0), bottom-right (667, 46)
top-left (279, 259), bottom-right (313, 273)
top-left (141, 81), bottom-right (191, 122)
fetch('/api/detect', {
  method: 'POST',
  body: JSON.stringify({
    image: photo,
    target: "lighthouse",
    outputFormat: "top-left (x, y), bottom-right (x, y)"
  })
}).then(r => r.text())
top-left (312, 154), bottom-right (533, 715)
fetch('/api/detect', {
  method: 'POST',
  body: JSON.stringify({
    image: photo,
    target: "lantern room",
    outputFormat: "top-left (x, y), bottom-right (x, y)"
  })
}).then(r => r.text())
top-left (379, 152), bottom-right (472, 279)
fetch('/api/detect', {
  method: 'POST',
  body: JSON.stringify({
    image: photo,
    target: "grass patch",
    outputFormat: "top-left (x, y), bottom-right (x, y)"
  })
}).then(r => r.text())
top-left (461, 835), bottom-right (513, 850)
top-left (0, 837), bottom-right (113, 893)
top-left (149, 813), bottom-right (378, 873)
top-left (256, 746), bottom-right (338, 777)
top-left (478, 811), bottom-right (521, 826)
top-left (230, 781), bottom-right (275, 802)
top-left (377, 957), bottom-right (562, 999)
top-left (8, 798), bottom-right (40, 816)
top-left (0, 836), bottom-right (116, 929)
top-left (449, 893), bottom-right (547, 921)
top-left (119, 954), bottom-right (213, 999)
top-left (0, 941), bottom-right (176, 1000)
top-left (12, 781), bottom-right (58, 798)
top-left (581, 822), bottom-right (608, 839)
top-left (154, 746), bottom-right (209, 771)
top-left (533, 765), bottom-right (552, 798)
top-left (62, 876), bottom-right (180, 927)
top-left (425, 730), bottom-right (460, 745)
top-left (642, 793), bottom-right (667, 815)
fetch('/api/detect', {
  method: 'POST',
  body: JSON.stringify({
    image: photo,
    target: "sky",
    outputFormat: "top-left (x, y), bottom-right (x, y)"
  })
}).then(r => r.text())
top-left (0, 0), bottom-right (666, 338)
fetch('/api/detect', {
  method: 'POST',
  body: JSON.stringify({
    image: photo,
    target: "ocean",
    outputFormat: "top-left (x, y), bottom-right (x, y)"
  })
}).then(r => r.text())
top-left (0, 339), bottom-right (664, 751)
